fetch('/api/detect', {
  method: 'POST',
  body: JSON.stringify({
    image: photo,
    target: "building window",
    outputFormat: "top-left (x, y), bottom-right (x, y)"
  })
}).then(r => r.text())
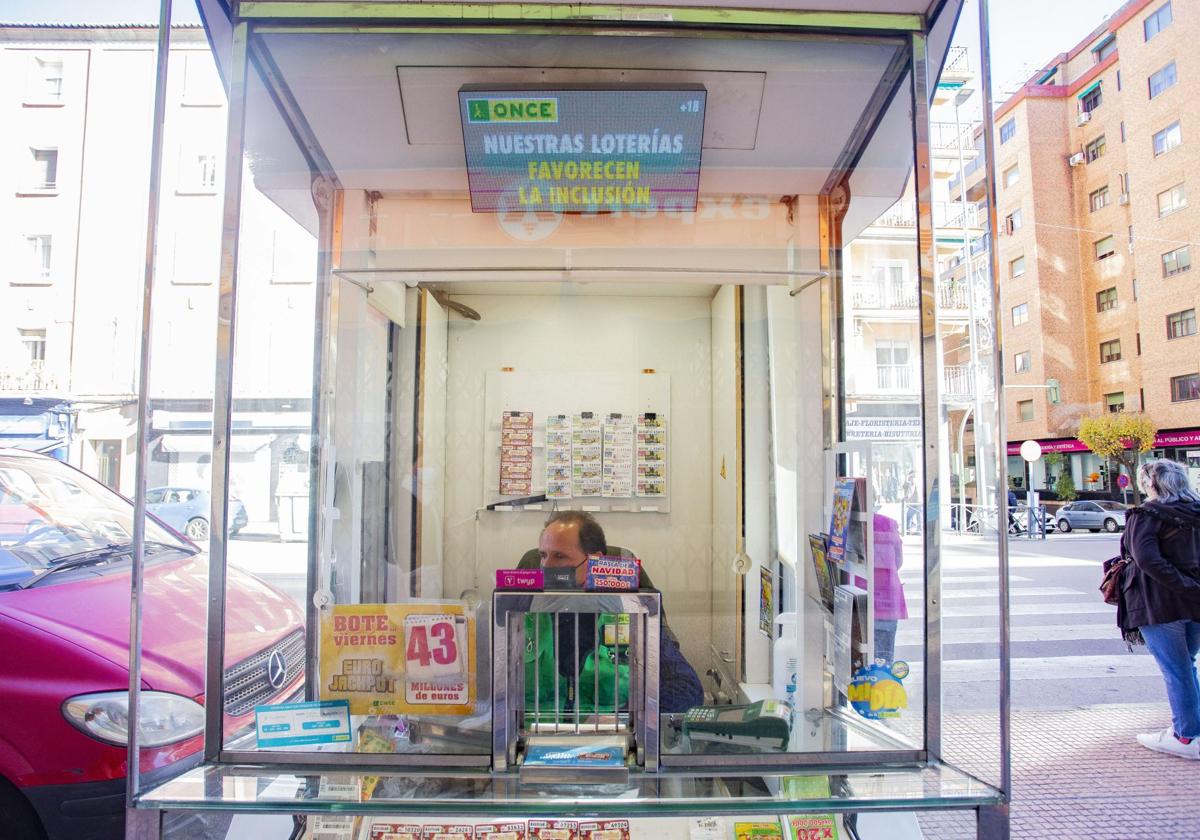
top-left (1145, 1), bottom-right (1173, 40)
top-left (1085, 135), bottom-right (1107, 162)
top-left (91, 440), bottom-right (122, 491)
top-left (1100, 338), bottom-right (1122, 363)
top-left (1163, 245), bottom-right (1192, 277)
top-left (1012, 303), bottom-right (1029, 326)
top-left (1014, 351), bottom-right (1031, 373)
top-left (21, 234), bottom-right (52, 284)
top-left (19, 328), bottom-right (46, 364)
top-left (29, 148), bottom-right (58, 190)
top-left (181, 52), bottom-right (225, 105)
top-left (27, 56), bottom-right (64, 102)
top-left (1157, 183), bottom-right (1187, 217)
top-left (1097, 287), bottom-right (1118, 312)
top-left (1005, 208), bottom-right (1023, 233)
top-left (1173, 373), bottom-right (1200, 402)
top-left (1168, 308), bottom-right (1197, 339)
top-left (1106, 392), bottom-right (1125, 413)
top-left (999, 118), bottom-right (1016, 144)
top-left (1018, 399), bottom-right (1034, 421)
top-left (1148, 61), bottom-right (1178, 99)
top-left (1095, 235), bottom-right (1116, 260)
top-left (1010, 255), bottom-right (1026, 278)
top-left (1093, 36), bottom-right (1117, 63)
top-left (1133, 278), bottom-right (1139, 300)
top-left (178, 147), bottom-right (219, 193)
top-left (1089, 185), bottom-right (1110, 211)
top-left (1154, 121), bottom-right (1182, 156)
top-left (875, 340), bottom-right (910, 390)
top-left (1004, 165), bottom-right (1019, 189)
top-left (1081, 84), bottom-right (1103, 113)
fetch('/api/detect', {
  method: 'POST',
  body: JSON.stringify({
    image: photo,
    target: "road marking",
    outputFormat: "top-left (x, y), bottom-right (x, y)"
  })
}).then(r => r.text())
top-left (904, 587), bottom-right (1084, 601)
top-left (902, 653), bottom-right (1162, 682)
top-left (897, 623), bottom-right (1125, 645)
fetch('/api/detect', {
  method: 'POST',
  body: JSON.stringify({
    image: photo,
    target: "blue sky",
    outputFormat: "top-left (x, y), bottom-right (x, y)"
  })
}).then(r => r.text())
top-left (4, 0), bottom-right (1126, 101)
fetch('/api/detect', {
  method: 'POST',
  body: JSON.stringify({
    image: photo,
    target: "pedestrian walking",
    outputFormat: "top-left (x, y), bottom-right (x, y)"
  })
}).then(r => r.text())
top-left (1121, 459), bottom-right (1200, 759)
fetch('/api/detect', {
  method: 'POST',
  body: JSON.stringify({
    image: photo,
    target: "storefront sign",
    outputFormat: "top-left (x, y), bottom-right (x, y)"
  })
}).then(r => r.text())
top-left (845, 416), bottom-right (921, 440)
top-left (459, 86), bottom-right (706, 213)
top-left (319, 603), bottom-right (476, 715)
top-left (1006, 429), bottom-right (1200, 455)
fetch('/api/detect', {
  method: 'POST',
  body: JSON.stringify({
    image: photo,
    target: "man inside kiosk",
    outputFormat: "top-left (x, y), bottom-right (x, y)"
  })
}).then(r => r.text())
top-left (521, 511), bottom-right (704, 713)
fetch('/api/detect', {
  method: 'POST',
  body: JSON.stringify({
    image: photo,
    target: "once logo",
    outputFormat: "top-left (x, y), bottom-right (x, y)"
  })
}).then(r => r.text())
top-left (467, 98), bottom-right (558, 123)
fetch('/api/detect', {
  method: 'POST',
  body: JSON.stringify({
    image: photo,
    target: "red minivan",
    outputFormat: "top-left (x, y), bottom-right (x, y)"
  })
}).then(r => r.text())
top-left (0, 449), bottom-right (305, 840)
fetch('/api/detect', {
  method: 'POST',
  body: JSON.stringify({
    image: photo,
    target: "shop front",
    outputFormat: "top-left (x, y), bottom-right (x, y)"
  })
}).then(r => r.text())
top-left (124, 2), bottom-right (1011, 838)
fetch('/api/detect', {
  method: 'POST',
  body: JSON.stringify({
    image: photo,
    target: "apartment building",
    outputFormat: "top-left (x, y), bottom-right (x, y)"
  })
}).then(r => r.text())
top-left (965, 0), bottom-right (1200, 493)
top-left (843, 45), bottom-right (995, 518)
top-left (0, 24), bottom-right (316, 528)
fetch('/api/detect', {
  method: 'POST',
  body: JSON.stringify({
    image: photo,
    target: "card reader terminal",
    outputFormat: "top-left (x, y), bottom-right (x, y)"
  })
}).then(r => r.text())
top-left (682, 700), bottom-right (791, 751)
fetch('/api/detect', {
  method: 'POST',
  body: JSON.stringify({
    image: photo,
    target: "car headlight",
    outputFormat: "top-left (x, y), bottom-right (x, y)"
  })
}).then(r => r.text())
top-left (62, 691), bottom-right (205, 747)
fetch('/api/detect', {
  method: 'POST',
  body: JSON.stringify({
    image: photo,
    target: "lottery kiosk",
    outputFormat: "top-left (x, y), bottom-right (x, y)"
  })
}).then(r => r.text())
top-left (126, 1), bottom-right (1012, 838)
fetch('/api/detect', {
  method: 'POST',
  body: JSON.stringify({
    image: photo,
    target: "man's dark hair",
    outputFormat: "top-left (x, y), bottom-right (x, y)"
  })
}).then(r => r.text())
top-left (543, 510), bottom-right (607, 555)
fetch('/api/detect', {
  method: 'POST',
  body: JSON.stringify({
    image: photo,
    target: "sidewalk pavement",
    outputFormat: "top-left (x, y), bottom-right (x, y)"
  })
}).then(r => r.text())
top-left (918, 702), bottom-right (1200, 839)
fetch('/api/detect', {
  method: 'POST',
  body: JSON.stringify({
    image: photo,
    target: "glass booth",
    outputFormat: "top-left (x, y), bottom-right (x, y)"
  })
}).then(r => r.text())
top-left (127, 2), bottom-right (1011, 838)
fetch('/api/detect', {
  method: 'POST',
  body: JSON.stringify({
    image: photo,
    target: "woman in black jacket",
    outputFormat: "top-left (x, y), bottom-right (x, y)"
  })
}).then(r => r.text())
top-left (1124, 459), bottom-right (1200, 759)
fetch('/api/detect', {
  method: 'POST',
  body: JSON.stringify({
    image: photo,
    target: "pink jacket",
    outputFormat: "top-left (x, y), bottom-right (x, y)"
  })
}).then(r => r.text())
top-left (855, 513), bottom-right (909, 620)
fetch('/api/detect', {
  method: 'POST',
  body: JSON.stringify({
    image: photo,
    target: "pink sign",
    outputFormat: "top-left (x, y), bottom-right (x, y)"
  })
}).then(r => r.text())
top-left (1007, 428), bottom-right (1200, 455)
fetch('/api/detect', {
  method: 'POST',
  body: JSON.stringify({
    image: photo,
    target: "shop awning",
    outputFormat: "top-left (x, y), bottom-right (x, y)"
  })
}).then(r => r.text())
top-left (159, 434), bottom-right (275, 454)
top-left (1006, 429), bottom-right (1200, 456)
top-left (1076, 79), bottom-right (1102, 100)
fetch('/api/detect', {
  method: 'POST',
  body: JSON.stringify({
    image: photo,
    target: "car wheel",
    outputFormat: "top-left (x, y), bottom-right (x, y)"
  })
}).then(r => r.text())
top-left (1057, 519), bottom-right (1072, 533)
top-left (0, 779), bottom-right (46, 840)
top-left (1104, 518), bottom-right (1120, 533)
top-left (185, 516), bottom-right (210, 541)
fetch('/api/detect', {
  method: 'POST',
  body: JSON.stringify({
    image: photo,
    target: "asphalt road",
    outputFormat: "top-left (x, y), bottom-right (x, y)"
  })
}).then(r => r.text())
top-left (893, 529), bottom-right (1173, 713)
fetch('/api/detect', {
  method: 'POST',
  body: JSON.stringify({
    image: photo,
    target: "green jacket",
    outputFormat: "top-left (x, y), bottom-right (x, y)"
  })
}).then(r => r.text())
top-left (524, 613), bottom-right (629, 714)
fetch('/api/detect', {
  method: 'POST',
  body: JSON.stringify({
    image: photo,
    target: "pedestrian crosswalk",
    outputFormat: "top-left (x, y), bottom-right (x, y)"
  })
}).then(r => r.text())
top-left (889, 537), bottom-right (1155, 709)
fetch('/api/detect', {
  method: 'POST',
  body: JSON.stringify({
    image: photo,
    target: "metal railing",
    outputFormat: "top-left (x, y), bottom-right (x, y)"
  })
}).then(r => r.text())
top-left (876, 364), bottom-right (913, 391)
top-left (850, 281), bottom-right (918, 310)
top-left (944, 364), bottom-right (975, 399)
top-left (869, 200), bottom-right (983, 230)
top-left (0, 362), bottom-right (59, 393)
top-left (930, 120), bottom-right (980, 154)
top-left (943, 45), bottom-right (971, 75)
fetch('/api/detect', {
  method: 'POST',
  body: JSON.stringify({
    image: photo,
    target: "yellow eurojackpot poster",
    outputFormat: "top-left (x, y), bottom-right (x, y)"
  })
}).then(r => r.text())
top-left (319, 602), bottom-right (476, 715)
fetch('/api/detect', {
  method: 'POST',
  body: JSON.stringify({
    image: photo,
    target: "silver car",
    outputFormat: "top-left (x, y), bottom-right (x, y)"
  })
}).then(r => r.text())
top-left (1054, 500), bottom-right (1128, 533)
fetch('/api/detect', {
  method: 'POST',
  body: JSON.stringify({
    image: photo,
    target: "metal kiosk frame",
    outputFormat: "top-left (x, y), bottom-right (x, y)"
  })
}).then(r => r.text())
top-left (125, 1), bottom-right (1012, 838)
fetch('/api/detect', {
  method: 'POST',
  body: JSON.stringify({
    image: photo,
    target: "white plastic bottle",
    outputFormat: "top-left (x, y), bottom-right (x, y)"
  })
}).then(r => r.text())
top-left (773, 612), bottom-right (799, 709)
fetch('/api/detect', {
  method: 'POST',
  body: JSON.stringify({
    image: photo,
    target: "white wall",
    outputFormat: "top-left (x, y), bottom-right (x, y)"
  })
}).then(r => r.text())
top-left (441, 291), bottom-right (715, 671)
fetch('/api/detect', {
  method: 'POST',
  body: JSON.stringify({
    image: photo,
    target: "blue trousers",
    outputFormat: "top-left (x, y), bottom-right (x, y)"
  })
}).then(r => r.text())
top-left (1140, 619), bottom-right (1200, 740)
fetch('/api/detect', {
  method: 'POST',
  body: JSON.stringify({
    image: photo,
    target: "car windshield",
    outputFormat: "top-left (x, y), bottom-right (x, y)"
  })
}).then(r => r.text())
top-left (0, 453), bottom-right (189, 572)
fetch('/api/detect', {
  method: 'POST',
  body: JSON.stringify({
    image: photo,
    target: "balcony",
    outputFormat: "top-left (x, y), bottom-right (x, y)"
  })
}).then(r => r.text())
top-left (938, 280), bottom-right (969, 311)
top-left (868, 201), bottom-right (984, 231)
top-left (930, 120), bottom-right (981, 157)
top-left (851, 281), bottom-right (918, 311)
top-left (942, 46), bottom-right (971, 79)
top-left (947, 155), bottom-right (986, 196)
top-left (943, 364), bottom-right (975, 400)
top-left (876, 365), bottom-right (913, 391)
top-left (0, 363), bottom-right (59, 394)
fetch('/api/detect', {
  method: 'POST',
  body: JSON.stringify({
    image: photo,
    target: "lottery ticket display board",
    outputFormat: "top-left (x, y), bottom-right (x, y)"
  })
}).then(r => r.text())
top-left (319, 602), bottom-right (477, 716)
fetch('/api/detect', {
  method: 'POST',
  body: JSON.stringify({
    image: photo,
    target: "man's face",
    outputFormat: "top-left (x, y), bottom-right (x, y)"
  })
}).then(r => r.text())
top-left (539, 521), bottom-right (588, 586)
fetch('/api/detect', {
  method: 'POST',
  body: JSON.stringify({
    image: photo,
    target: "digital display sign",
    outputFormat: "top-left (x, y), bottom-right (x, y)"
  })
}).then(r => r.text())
top-left (458, 86), bottom-right (706, 214)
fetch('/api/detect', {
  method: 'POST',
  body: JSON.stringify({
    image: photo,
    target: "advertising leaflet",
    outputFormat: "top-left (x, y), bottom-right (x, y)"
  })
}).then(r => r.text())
top-left (496, 568), bottom-right (544, 589)
top-left (733, 822), bottom-right (783, 840)
top-left (546, 413), bottom-right (573, 499)
top-left (500, 411), bottom-right (534, 496)
top-left (585, 555), bottom-right (640, 590)
top-left (636, 414), bottom-right (667, 497)
top-left (759, 564), bottom-right (774, 635)
top-left (602, 413), bottom-right (635, 497)
top-left (528, 820), bottom-right (579, 840)
top-left (572, 413), bottom-right (602, 497)
top-left (807, 534), bottom-right (835, 612)
top-left (476, 824), bottom-right (527, 840)
top-left (423, 826), bottom-right (474, 840)
top-left (785, 816), bottom-right (840, 840)
top-left (826, 477), bottom-right (857, 565)
top-left (579, 821), bottom-right (631, 840)
top-left (319, 603), bottom-right (476, 715)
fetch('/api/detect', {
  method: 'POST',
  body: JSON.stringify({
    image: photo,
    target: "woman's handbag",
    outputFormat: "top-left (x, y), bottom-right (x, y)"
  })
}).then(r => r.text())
top-left (1099, 552), bottom-right (1130, 606)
